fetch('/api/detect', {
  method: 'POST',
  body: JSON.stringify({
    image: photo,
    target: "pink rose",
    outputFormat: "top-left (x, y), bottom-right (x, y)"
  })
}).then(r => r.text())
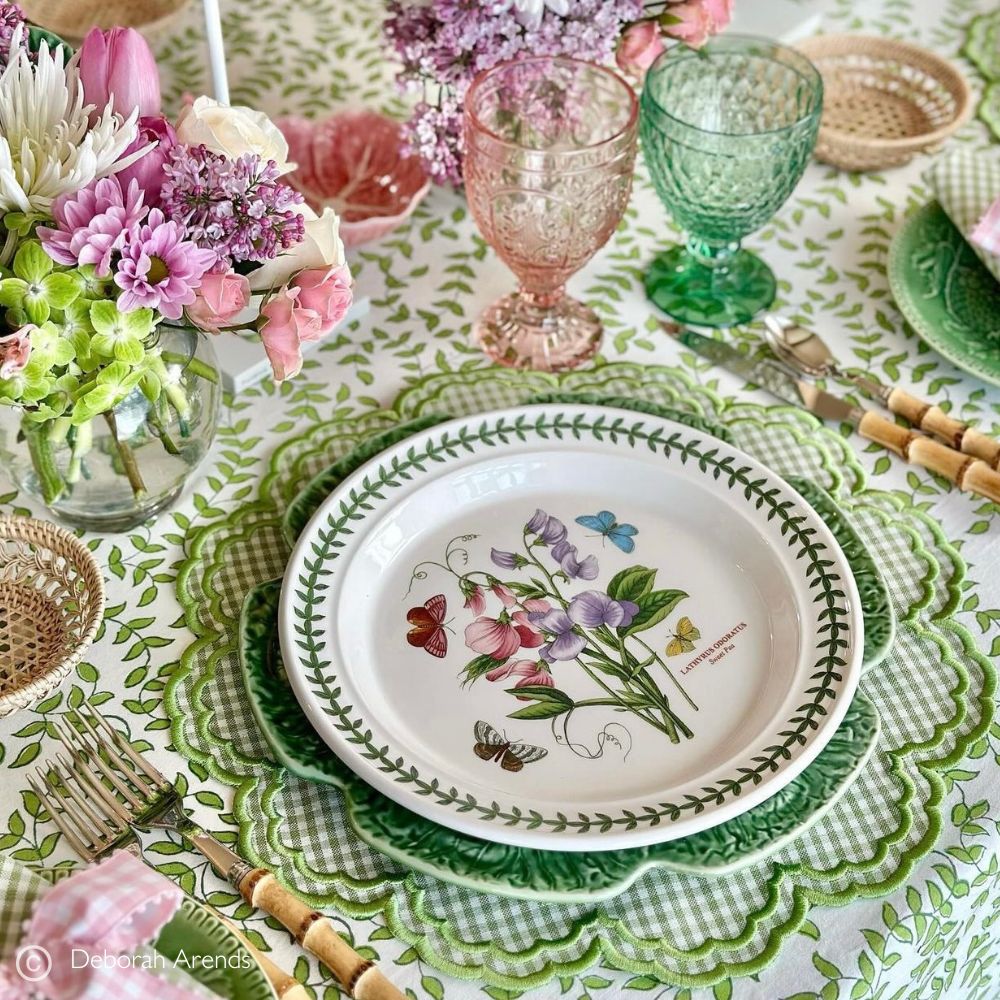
top-left (259, 286), bottom-right (320, 381)
top-left (703, 0), bottom-right (733, 32)
top-left (616, 20), bottom-right (666, 76)
top-left (78, 27), bottom-right (161, 120)
top-left (661, 2), bottom-right (710, 48)
top-left (290, 265), bottom-right (353, 338)
top-left (187, 271), bottom-right (251, 333)
top-left (0, 328), bottom-right (32, 379)
top-left (115, 116), bottom-right (177, 207)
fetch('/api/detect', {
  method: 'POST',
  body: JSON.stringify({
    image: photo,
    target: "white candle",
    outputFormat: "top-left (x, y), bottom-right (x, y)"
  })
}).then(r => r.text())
top-left (201, 0), bottom-right (230, 105)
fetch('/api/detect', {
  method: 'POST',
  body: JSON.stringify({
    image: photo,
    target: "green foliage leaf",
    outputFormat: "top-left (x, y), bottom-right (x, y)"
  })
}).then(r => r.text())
top-left (505, 686), bottom-right (574, 720)
top-left (620, 589), bottom-right (687, 637)
top-left (606, 565), bottom-right (656, 604)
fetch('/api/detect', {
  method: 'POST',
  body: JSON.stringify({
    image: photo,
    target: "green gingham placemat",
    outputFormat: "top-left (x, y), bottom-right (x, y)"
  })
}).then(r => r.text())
top-left (168, 362), bottom-right (995, 990)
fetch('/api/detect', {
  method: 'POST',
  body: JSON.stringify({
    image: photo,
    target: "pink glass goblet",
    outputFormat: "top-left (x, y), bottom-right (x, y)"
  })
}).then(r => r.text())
top-left (463, 56), bottom-right (638, 371)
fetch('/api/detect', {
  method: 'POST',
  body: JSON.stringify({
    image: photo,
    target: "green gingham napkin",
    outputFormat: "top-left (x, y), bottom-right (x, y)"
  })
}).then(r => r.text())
top-left (925, 147), bottom-right (1000, 281)
top-left (0, 855), bottom-right (46, 961)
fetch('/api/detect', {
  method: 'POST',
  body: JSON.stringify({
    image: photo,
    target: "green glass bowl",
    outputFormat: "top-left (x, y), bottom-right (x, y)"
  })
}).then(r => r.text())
top-left (640, 35), bottom-right (823, 326)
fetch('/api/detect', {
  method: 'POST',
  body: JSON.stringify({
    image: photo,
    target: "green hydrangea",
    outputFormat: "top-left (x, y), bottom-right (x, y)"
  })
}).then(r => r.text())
top-left (0, 241), bottom-right (82, 325)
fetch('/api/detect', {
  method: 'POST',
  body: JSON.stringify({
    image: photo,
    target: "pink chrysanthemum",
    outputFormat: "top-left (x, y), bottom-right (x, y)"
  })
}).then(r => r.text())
top-left (114, 208), bottom-right (216, 319)
top-left (38, 176), bottom-right (147, 277)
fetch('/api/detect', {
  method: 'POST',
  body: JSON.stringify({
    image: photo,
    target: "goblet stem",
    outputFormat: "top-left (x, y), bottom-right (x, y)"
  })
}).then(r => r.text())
top-left (685, 236), bottom-right (740, 270)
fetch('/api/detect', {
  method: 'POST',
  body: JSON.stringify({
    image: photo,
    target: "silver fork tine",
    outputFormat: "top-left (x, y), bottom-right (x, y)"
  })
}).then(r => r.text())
top-left (81, 700), bottom-right (171, 791)
top-left (57, 751), bottom-right (135, 826)
top-left (50, 757), bottom-right (118, 840)
top-left (28, 771), bottom-right (96, 861)
top-left (69, 706), bottom-right (159, 799)
top-left (53, 718), bottom-right (144, 809)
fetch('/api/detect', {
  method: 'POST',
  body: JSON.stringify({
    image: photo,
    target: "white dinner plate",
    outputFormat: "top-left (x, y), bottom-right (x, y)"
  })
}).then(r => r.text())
top-left (280, 405), bottom-right (863, 851)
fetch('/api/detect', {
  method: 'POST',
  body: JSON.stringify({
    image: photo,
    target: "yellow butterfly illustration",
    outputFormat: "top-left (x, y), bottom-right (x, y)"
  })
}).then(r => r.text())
top-left (666, 617), bottom-right (701, 657)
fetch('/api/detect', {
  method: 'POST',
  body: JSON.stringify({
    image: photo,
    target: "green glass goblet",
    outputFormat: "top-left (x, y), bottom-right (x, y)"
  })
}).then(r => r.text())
top-left (640, 35), bottom-right (823, 327)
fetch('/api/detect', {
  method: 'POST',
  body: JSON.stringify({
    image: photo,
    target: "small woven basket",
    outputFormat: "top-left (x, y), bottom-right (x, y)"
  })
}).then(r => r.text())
top-left (0, 517), bottom-right (105, 718)
top-left (795, 35), bottom-right (972, 171)
top-left (20, 0), bottom-right (191, 42)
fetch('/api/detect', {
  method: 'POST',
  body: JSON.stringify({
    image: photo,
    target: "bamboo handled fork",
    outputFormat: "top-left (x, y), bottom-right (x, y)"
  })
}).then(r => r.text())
top-left (28, 701), bottom-right (405, 1000)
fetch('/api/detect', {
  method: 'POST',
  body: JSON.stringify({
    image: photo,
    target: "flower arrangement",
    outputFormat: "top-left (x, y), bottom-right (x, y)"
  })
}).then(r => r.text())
top-left (383, 0), bottom-right (734, 185)
top-left (0, 6), bottom-right (352, 516)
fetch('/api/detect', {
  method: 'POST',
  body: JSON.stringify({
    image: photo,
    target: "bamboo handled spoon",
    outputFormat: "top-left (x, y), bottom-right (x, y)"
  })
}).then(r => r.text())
top-left (764, 315), bottom-right (1000, 469)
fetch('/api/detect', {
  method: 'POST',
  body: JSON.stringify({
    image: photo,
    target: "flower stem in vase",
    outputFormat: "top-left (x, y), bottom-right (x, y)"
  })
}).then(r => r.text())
top-left (66, 419), bottom-right (93, 484)
top-left (103, 409), bottom-right (147, 499)
top-left (147, 397), bottom-right (181, 456)
top-left (26, 422), bottom-right (65, 504)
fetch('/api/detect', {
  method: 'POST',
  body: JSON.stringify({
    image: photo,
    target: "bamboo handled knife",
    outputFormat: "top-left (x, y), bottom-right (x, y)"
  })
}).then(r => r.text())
top-left (664, 323), bottom-right (1000, 506)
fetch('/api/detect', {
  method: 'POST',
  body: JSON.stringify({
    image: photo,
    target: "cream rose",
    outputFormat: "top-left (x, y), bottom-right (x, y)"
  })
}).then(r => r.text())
top-left (175, 96), bottom-right (293, 174)
top-left (248, 206), bottom-right (346, 291)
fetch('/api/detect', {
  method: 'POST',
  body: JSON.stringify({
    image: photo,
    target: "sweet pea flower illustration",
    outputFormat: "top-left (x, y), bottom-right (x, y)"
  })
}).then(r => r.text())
top-left (491, 582), bottom-right (516, 608)
top-left (529, 609), bottom-right (586, 663)
top-left (551, 538), bottom-right (599, 581)
top-left (462, 583), bottom-right (486, 617)
top-left (568, 590), bottom-right (639, 629)
top-left (465, 615), bottom-right (544, 660)
top-left (490, 547), bottom-right (525, 570)
top-left (525, 508), bottom-right (568, 545)
top-left (485, 659), bottom-right (555, 699)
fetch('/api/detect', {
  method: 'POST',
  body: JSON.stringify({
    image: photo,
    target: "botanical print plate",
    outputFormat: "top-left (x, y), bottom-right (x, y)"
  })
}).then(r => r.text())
top-left (279, 405), bottom-right (864, 850)
top-left (243, 575), bottom-right (881, 900)
top-left (888, 200), bottom-right (1000, 388)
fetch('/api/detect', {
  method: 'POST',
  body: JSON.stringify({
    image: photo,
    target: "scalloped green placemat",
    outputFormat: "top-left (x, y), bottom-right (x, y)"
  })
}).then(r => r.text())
top-left (167, 362), bottom-right (995, 991)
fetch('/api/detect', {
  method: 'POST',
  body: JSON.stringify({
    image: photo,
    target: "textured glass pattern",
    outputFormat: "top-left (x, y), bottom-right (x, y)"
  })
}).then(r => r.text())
top-left (464, 56), bottom-right (638, 370)
top-left (640, 39), bottom-right (823, 243)
top-left (639, 36), bottom-right (822, 326)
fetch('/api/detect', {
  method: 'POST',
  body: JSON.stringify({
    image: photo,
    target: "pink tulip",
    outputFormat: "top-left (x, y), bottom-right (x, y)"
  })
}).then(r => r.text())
top-left (616, 20), bottom-right (666, 76)
top-left (115, 116), bottom-right (176, 207)
top-left (258, 286), bottom-right (320, 381)
top-left (78, 27), bottom-right (161, 120)
top-left (0, 328), bottom-right (32, 379)
top-left (187, 271), bottom-right (251, 333)
top-left (290, 265), bottom-right (353, 338)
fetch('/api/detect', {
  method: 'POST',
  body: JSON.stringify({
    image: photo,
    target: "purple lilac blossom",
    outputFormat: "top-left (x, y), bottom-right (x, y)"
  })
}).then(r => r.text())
top-left (39, 177), bottom-right (147, 277)
top-left (114, 209), bottom-right (216, 319)
top-left (160, 145), bottom-right (305, 268)
top-left (528, 608), bottom-right (586, 663)
top-left (384, 0), bottom-right (642, 183)
top-left (567, 590), bottom-right (638, 629)
top-left (0, 3), bottom-right (26, 65)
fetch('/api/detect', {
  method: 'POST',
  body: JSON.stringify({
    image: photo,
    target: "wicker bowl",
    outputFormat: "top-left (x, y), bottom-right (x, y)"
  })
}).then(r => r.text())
top-left (20, 0), bottom-right (191, 43)
top-left (0, 517), bottom-right (105, 718)
top-left (794, 35), bottom-right (972, 171)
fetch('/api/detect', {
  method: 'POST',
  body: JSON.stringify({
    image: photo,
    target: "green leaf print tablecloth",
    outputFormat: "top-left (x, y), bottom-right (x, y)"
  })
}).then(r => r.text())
top-left (2, 2), bottom-right (1000, 999)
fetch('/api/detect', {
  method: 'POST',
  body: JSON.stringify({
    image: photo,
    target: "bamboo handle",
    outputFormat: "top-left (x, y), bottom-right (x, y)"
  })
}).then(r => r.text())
top-left (236, 868), bottom-right (405, 1000)
top-left (211, 909), bottom-right (309, 1000)
top-left (887, 388), bottom-right (1000, 468)
top-left (859, 412), bottom-right (1000, 504)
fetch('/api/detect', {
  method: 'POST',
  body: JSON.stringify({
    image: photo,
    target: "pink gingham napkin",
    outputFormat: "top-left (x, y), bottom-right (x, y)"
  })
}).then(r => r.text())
top-left (0, 852), bottom-right (203, 1000)
top-left (971, 197), bottom-right (1000, 256)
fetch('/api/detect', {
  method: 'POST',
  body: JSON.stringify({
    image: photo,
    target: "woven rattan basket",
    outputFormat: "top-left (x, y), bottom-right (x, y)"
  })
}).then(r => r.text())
top-left (795, 35), bottom-right (972, 171)
top-left (0, 517), bottom-right (105, 718)
top-left (21, 0), bottom-right (191, 42)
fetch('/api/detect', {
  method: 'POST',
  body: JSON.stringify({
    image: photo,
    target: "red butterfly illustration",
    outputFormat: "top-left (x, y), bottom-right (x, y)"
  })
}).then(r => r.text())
top-left (406, 594), bottom-right (449, 658)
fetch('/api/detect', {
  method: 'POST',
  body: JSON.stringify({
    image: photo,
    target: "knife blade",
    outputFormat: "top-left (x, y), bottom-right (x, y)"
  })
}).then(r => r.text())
top-left (661, 320), bottom-right (1000, 505)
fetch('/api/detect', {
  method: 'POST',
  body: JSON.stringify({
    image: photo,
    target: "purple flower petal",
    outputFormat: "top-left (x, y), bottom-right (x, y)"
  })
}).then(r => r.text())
top-left (618, 600), bottom-right (639, 628)
top-left (490, 547), bottom-right (518, 569)
top-left (547, 630), bottom-right (586, 661)
top-left (567, 590), bottom-right (612, 628)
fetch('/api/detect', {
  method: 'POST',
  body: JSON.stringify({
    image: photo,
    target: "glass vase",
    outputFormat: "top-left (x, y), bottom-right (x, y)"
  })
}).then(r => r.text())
top-left (0, 327), bottom-right (221, 532)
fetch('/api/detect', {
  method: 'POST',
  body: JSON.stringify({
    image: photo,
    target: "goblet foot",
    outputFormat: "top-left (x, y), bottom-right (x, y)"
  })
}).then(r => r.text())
top-left (473, 292), bottom-right (603, 372)
top-left (645, 245), bottom-right (776, 327)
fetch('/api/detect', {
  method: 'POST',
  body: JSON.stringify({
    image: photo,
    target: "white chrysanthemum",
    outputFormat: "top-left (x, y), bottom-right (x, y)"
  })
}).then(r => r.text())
top-left (0, 26), bottom-right (141, 216)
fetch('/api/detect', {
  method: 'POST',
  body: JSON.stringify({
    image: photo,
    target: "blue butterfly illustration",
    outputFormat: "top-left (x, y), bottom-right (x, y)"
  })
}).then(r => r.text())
top-left (575, 511), bottom-right (638, 553)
